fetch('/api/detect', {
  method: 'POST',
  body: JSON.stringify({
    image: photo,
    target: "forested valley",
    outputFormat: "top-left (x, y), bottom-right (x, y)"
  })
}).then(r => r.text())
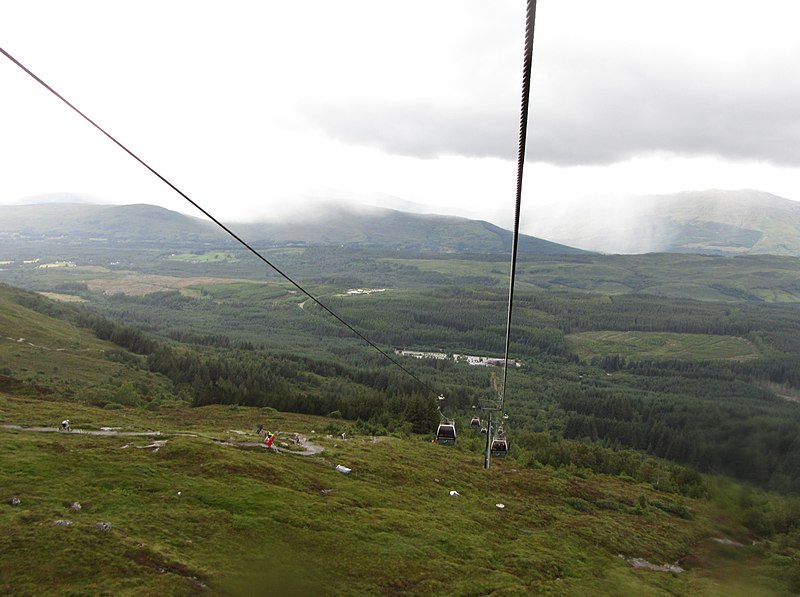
top-left (9, 264), bottom-right (800, 495)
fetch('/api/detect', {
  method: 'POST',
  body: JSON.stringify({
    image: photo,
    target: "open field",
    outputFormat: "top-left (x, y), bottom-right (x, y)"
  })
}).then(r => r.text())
top-left (37, 292), bottom-right (86, 303)
top-left (86, 275), bottom-right (264, 297)
top-left (566, 331), bottom-right (760, 361)
top-left (167, 251), bottom-right (240, 264)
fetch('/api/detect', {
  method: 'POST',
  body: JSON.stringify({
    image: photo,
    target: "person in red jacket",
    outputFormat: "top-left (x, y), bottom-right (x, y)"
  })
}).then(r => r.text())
top-left (265, 431), bottom-right (275, 448)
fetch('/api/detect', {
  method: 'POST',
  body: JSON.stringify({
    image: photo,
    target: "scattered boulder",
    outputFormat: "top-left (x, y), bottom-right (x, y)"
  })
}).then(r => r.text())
top-left (53, 519), bottom-right (73, 527)
top-left (8, 497), bottom-right (21, 506)
top-left (69, 502), bottom-right (82, 512)
top-left (335, 465), bottom-right (351, 474)
top-left (712, 537), bottom-right (745, 547)
top-left (136, 440), bottom-right (167, 452)
top-left (618, 554), bottom-right (683, 573)
top-left (95, 522), bottom-right (112, 532)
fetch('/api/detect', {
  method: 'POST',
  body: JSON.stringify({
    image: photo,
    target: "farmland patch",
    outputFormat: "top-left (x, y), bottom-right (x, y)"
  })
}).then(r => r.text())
top-left (566, 331), bottom-right (760, 361)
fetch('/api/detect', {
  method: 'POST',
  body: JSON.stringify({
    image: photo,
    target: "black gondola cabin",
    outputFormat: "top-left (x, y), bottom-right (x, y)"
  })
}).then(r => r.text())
top-left (436, 422), bottom-right (457, 446)
top-left (491, 437), bottom-right (509, 457)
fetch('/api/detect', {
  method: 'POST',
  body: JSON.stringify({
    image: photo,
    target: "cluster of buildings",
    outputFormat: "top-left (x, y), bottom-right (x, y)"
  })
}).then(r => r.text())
top-left (345, 288), bottom-right (387, 295)
top-left (395, 349), bottom-right (520, 368)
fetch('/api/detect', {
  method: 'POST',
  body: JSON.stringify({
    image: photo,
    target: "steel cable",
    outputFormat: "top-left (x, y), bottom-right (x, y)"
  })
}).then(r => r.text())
top-left (500, 0), bottom-right (538, 410)
top-left (0, 44), bottom-right (438, 398)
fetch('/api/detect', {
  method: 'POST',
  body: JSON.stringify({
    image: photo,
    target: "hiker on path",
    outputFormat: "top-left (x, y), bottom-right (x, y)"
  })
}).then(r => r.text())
top-left (265, 431), bottom-right (276, 449)
top-left (60, 419), bottom-right (70, 432)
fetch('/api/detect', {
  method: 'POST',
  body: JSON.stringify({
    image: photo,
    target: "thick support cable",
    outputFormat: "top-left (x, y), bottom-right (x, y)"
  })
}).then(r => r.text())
top-left (500, 0), bottom-right (537, 411)
top-left (0, 44), bottom-right (437, 398)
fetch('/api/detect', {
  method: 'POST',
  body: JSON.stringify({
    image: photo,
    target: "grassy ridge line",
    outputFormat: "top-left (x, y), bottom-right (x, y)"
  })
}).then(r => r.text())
top-left (1, 397), bottom-right (793, 596)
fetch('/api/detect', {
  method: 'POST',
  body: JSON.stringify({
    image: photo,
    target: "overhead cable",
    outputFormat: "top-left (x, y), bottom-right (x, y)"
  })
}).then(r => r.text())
top-left (0, 44), bottom-right (438, 398)
top-left (500, 0), bottom-right (538, 410)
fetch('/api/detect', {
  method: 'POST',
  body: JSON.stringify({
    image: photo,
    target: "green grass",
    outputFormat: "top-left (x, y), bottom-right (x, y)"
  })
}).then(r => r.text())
top-left (2, 264), bottom-right (800, 594)
top-left (0, 285), bottom-right (170, 394)
top-left (566, 331), bottom-right (760, 361)
top-left (379, 258), bottom-right (504, 279)
top-left (1, 396), bottom-right (797, 596)
top-left (167, 251), bottom-right (240, 264)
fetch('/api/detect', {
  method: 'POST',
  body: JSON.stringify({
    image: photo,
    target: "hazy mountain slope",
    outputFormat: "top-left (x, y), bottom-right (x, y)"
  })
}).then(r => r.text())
top-left (661, 190), bottom-right (800, 255)
top-left (529, 189), bottom-right (800, 256)
top-left (0, 203), bottom-right (221, 244)
top-left (0, 202), bottom-right (585, 255)
top-left (233, 205), bottom-right (585, 254)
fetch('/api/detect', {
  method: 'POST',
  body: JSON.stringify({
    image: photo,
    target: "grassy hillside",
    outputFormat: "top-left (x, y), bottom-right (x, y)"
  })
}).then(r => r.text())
top-left (2, 397), bottom-right (799, 596)
top-left (0, 284), bottom-right (172, 397)
top-left (0, 203), bottom-right (220, 245)
top-left (657, 190), bottom-right (800, 256)
top-left (0, 202), bottom-right (584, 255)
top-left (2, 284), bottom-right (800, 594)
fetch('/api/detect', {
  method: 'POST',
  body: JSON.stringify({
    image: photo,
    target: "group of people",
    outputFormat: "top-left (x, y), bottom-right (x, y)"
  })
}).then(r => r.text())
top-left (256, 424), bottom-right (275, 448)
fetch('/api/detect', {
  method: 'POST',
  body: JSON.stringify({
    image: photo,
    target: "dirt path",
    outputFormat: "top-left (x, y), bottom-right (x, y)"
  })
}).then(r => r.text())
top-left (0, 425), bottom-right (324, 456)
top-left (0, 424), bottom-right (163, 436)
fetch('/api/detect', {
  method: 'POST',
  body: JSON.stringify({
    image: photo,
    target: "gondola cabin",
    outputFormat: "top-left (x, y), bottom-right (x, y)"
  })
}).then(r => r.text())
top-left (470, 416), bottom-right (481, 429)
top-left (436, 422), bottom-right (457, 446)
top-left (490, 437), bottom-right (509, 457)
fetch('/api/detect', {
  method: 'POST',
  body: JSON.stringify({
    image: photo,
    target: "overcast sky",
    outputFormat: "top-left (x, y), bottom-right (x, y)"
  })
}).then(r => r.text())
top-left (2, 0), bottom-right (800, 239)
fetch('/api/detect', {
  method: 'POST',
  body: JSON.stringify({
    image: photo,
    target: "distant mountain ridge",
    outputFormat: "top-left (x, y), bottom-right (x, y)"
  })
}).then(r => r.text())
top-left (530, 190), bottom-right (800, 256)
top-left (0, 202), bottom-right (586, 255)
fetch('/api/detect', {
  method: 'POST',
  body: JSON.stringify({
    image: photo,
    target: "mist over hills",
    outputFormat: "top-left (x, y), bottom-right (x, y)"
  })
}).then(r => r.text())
top-left (529, 189), bottom-right (800, 256)
top-left (0, 202), bottom-right (585, 255)
top-left (4, 189), bottom-right (800, 257)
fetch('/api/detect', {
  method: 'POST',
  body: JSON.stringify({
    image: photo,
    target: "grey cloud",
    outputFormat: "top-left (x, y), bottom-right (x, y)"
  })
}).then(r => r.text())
top-left (527, 54), bottom-right (800, 166)
top-left (303, 100), bottom-right (519, 160)
top-left (304, 56), bottom-right (800, 167)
